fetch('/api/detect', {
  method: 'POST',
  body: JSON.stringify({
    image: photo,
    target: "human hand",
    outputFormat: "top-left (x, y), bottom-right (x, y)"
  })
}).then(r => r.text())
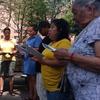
top-left (31, 56), bottom-right (45, 64)
top-left (12, 51), bottom-right (16, 56)
top-left (54, 48), bottom-right (70, 60)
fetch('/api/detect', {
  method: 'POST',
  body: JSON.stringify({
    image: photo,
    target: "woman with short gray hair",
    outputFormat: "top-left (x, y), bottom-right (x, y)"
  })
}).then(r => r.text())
top-left (54, 0), bottom-right (100, 100)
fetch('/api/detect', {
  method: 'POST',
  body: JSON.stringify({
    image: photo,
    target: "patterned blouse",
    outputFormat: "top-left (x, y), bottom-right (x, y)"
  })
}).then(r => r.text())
top-left (67, 17), bottom-right (100, 100)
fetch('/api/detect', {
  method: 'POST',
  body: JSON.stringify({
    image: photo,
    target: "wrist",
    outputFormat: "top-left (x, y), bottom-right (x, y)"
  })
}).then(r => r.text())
top-left (69, 52), bottom-right (75, 61)
top-left (41, 57), bottom-right (46, 64)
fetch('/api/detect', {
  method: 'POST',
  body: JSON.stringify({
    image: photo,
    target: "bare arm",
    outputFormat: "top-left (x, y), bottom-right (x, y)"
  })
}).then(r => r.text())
top-left (32, 47), bottom-right (39, 51)
top-left (43, 59), bottom-right (68, 67)
top-left (54, 41), bottom-right (100, 72)
top-left (32, 56), bottom-right (68, 67)
top-left (69, 41), bottom-right (100, 72)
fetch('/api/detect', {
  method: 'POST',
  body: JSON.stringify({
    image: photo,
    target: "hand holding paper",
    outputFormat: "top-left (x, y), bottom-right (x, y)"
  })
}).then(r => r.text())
top-left (42, 43), bottom-right (56, 52)
top-left (16, 44), bottom-right (43, 58)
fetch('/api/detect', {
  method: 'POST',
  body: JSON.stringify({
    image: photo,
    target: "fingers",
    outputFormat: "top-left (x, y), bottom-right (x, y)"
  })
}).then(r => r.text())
top-left (31, 56), bottom-right (38, 61)
top-left (54, 48), bottom-right (68, 60)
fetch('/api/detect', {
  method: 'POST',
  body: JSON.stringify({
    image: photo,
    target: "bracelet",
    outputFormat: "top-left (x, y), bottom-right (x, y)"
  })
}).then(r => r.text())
top-left (69, 52), bottom-right (74, 60)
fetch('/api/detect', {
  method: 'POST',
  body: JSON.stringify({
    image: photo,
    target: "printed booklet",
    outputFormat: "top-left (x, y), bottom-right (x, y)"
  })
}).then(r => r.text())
top-left (16, 44), bottom-right (43, 58)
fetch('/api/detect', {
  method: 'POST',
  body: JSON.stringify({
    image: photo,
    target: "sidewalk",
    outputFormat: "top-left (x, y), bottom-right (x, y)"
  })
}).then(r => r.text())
top-left (0, 72), bottom-right (28, 100)
top-left (0, 92), bottom-right (22, 100)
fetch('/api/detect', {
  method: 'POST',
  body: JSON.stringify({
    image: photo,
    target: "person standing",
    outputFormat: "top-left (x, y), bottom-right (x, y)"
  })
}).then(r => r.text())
top-left (54, 0), bottom-right (100, 100)
top-left (36, 21), bottom-right (51, 100)
top-left (0, 27), bottom-right (16, 96)
top-left (23, 24), bottom-right (42, 100)
top-left (33, 19), bottom-right (71, 100)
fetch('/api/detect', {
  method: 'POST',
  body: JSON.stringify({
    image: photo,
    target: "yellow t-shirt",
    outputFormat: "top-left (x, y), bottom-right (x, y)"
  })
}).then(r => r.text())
top-left (0, 39), bottom-right (16, 61)
top-left (41, 38), bottom-right (71, 92)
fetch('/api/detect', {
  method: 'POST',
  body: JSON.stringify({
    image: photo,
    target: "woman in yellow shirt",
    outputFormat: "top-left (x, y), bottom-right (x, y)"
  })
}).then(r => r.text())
top-left (34, 19), bottom-right (71, 100)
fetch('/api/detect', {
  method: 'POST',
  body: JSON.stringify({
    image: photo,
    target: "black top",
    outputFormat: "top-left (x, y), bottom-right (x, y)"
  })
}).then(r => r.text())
top-left (36, 36), bottom-right (51, 73)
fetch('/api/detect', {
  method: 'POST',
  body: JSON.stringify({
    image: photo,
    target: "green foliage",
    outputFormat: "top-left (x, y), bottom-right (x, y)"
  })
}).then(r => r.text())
top-left (46, 0), bottom-right (69, 18)
top-left (61, 1), bottom-right (73, 26)
top-left (0, 0), bottom-right (74, 39)
top-left (64, 9), bottom-right (74, 28)
top-left (63, 1), bottom-right (79, 34)
top-left (64, 9), bottom-right (82, 34)
top-left (25, 0), bottom-right (48, 25)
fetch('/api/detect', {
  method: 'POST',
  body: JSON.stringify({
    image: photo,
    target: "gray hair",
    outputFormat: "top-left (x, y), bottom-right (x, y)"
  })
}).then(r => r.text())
top-left (73, 0), bottom-right (100, 11)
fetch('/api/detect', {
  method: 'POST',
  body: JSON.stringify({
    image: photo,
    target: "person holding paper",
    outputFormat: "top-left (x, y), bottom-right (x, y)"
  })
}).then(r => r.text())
top-left (23, 24), bottom-right (42, 100)
top-left (33, 19), bottom-right (71, 100)
top-left (54, 0), bottom-right (100, 100)
top-left (0, 27), bottom-right (16, 96)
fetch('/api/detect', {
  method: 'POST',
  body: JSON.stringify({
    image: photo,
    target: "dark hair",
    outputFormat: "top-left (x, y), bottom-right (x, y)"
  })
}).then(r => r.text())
top-left (51, 18), bottom-right (70, 41)
top-left (38, 21), bottom-right (50, 33)
top-left (28, 24), bottom-right (38, 33)
top-left (3, 27), bottom-right (10, 33)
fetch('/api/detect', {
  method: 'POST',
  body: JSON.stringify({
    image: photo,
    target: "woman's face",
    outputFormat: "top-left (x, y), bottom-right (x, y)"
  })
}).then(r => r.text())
top-left (48, 23), bottom-right (58, 41)
top-left (27, 27), bottom-right (36, 37)
top-left (72, 4), bottom-right (95, 27)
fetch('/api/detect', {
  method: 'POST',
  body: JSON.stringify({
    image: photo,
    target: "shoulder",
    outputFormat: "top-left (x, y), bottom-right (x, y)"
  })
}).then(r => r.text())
top-left (59, 38), bottom-right (71, 45)
top-left (91, 17), bottom-right (100, 28)
top-left (0, 39), bottom-right (3, 45)
top-left (10, 38), bottom-right (17, 44)
top-left (35, 35), bottom-right (42, 41)
top-left (94, 17), bottom-right (100, 23)
top-left (56, 39), bottom-right (71, 48)
top-left (0, 39), bottom-right (5, 44)
top-left (82, 17), bottom-right (100, 44)
top-left (36, 34), bottom-right (42, 39)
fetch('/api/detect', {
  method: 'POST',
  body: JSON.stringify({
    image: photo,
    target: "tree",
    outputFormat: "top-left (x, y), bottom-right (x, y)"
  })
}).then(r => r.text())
top-left (64, 1), bottom-right (74, 28)
top-left (64, 1), bottom-right (82, 34)
top-left (25, 0), bottom-right (48, 25)
top-left (0, 0), bottom-right (13, 27)
top-left (10, 0), bottom-right (49, 41)
top-left (0, 0), bottom-right (73, 41)
top-left (45, 0), bottom-right (69, 19)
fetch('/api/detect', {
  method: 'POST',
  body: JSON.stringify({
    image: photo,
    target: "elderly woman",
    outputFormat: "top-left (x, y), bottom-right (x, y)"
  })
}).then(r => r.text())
top-left (54, 0), bottom-right (100, 100)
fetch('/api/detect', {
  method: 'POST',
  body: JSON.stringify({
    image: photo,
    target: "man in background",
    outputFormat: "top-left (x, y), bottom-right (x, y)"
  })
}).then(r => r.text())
top-left (0, 27), bottom-right (16, 96)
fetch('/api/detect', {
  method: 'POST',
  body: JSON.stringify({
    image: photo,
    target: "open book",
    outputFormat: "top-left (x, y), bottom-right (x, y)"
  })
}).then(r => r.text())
top-left (42, 43), bottom-right (56, 52)
top-left (16, 44), bottom-right (43, 58)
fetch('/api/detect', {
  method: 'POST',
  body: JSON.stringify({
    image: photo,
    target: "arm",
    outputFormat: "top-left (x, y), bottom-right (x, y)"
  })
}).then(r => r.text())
top-left (71, 41), bottom-right (100, 72)
top-left (42, 58), bottom-right (68, 67)
top-left (54, 41), bottom-right (100, 72)
top-left (12, 47), bottom-right (17, 55)
top-left (32, 47), bottom-right (39, 51)
top-left (32, 56), bottom-right (68, 67)
top-left (34, 39), bottom-right (71, 67)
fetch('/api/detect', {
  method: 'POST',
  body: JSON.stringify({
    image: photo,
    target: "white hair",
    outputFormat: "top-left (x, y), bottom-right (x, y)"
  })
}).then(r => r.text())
top-left (73, 0), bottom-right (100, 11)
